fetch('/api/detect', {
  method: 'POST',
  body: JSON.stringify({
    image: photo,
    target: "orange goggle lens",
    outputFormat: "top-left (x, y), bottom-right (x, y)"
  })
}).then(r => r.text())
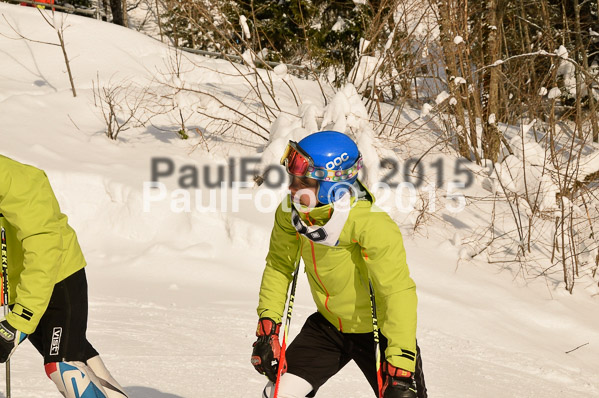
top-left (280, 142), bottom-right (312, 176)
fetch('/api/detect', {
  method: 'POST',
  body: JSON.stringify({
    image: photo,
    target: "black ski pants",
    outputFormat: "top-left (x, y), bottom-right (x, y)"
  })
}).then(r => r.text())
top-left (286, 312), bottom-right (427, 398)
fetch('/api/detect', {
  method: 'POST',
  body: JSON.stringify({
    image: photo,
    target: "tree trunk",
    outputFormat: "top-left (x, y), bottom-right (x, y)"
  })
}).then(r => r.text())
top-left (481, 0), bottom-right (503, 163)
top-left (437, 0), bottom-right (471, 159)
top-left (110, 0), bottom-right (124, 26)
top-left (102, 0), bottom-right (110, 21)
top-left (122, 0), bottom-right (128, 27)
top-left (573, 0), bottom-right (598, 142)
top-left (156, 0), bottom-right (164, 42)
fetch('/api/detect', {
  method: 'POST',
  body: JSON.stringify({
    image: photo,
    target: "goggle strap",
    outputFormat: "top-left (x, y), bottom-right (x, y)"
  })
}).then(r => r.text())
top-left (306, 156), bottom-right (363, 181)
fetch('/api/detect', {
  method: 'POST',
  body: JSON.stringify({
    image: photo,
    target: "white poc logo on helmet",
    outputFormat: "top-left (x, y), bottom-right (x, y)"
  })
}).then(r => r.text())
top-left (326, 153), bottom-right (350, 170)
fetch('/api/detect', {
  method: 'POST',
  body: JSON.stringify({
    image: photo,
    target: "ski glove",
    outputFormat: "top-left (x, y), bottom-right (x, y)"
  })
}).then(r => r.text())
top-left (0, 319), bottom-right (27, 363)
top-left (251, 318), bottom-right (286, 382)
top-left (381, 362), bottom-right (417, 398)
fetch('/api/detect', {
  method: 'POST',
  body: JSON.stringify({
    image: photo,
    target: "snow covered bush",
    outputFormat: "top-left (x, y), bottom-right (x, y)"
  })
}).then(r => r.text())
top-left (470, 117), bottom-right (599, 293)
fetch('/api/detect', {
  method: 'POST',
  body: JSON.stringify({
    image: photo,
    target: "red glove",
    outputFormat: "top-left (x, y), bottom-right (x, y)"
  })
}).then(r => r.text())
top-left (250, 318), bottom-right (287, 382)
top-left (381, 362), bottom-right (417, 398)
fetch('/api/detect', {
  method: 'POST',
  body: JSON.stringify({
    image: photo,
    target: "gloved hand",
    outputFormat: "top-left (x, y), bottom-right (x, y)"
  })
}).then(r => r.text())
top-left (381, 361), bottom-right (417, 398)
top-left (250, 318), bottom-right (286, 382)
top-left (0, 319), bottom-right (27, 363)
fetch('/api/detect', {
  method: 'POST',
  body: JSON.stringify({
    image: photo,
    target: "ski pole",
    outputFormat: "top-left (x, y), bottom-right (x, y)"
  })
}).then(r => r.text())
top-left (1, 225), bottom-right (11, 398)
top-left (369, 280), bottom-right (382, 398)
top-left (273, 256), bottom-right (302, 398)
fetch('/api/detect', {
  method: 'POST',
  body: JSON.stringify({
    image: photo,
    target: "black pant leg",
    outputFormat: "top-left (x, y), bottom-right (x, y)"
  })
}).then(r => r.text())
top-left (348, 332), bottom-right (387, 397)
top-left (27, 268), bottom-right (99, 364)
top-left (350, 333), bottom-right (427, 398)
top-left (285, 312), bottom-right (352, 396)
top-left (414, 344), bottom-right (427, 398)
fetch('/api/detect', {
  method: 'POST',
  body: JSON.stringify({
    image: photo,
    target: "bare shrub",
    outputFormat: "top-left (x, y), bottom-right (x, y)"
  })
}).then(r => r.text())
top-left (92, 75), bottom-right (150, 140)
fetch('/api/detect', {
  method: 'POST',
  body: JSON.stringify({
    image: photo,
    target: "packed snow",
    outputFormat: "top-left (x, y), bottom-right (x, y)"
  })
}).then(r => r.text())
top-left (0, 4), bottom-right (598, 398)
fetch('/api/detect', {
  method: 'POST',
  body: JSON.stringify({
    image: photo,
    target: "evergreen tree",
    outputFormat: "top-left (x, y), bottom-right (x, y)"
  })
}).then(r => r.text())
top-left (160, 0), bottom-right (375, 84)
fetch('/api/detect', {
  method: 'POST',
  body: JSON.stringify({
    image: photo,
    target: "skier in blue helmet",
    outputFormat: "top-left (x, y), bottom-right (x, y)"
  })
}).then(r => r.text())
top-left (251, 131), bottom-right (427, 398)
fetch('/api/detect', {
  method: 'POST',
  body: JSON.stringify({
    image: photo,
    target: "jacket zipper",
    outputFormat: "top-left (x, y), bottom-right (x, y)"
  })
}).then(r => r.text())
top-left (306, 213), bottom-right (343, 331)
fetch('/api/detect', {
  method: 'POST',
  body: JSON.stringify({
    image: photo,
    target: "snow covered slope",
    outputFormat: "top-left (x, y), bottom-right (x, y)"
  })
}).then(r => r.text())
top-left (0, 4), bottom-right (598, 397)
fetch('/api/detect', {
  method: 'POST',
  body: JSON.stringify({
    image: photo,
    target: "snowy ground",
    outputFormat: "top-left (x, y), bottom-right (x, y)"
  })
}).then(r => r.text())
top-left (0, 4), bottom-right (598, 397)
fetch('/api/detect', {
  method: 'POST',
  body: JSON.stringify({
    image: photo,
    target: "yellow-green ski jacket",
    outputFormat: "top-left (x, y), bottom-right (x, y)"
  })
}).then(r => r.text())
top-left (257, 185), bottom-right (418, 372)
top-left (0, 155), bottom-right (86, 334)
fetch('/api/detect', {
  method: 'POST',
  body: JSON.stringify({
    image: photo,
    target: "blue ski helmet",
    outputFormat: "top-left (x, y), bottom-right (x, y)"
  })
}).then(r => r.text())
top-left (295, 131), bottom-right (362, 204)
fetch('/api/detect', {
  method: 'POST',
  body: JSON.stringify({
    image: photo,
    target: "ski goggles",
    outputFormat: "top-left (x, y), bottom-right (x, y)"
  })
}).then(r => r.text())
top-left (280, 141), bottom-right (313, 177)
top-left (280, 141), bottom-right (364, 182)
